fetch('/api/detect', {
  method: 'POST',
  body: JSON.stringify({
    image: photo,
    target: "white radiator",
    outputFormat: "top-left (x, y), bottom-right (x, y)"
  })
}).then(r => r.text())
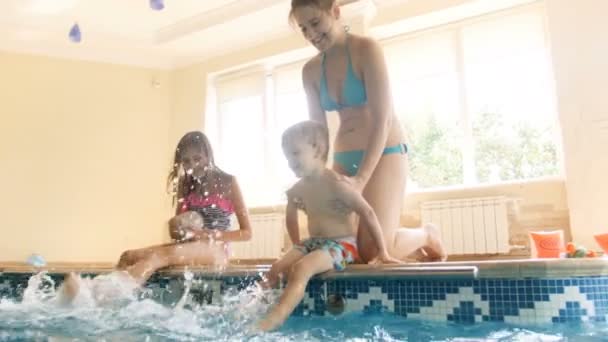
top-left (420, 196), bottom-right (510, 255)
top-left (229, 213), bottom-right (284, 259)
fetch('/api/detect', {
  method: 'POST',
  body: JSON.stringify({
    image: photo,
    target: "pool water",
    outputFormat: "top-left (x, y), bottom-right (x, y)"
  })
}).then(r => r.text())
top-left (0, 273), bottom-right (607, 341)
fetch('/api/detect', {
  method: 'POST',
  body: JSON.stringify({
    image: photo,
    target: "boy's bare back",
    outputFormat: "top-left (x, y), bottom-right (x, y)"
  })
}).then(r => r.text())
top-left (288, 169), bottom-right (358, 239)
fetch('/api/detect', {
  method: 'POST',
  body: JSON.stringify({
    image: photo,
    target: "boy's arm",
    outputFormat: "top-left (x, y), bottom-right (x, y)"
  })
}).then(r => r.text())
top-left (285, 187), bottom-right (301, 245)
top-left (335, 181), bottom-right (400, 263)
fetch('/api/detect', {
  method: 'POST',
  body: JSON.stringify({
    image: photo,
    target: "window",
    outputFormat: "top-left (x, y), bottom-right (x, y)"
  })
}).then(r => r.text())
top-left (210, 4), bottom-right (560, 206)
top-left (273, 62), bottom-right (309, 197)
top-left (384, 6), bottom-right (560, 190)
top-left (211, 64), bottom-right (307, 207)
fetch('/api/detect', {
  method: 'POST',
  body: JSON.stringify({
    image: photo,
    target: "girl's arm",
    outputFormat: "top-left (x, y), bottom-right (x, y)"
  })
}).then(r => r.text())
top-left (168, 212), bottom-right (201, 241)
top-left (168, 178), bottom-right (188, 240)
top-left (216, 176), bottom-right (252, 242)
top-left (169, 177), bottom-right (252, 243)
top-left (353, 38), bottom-right (394, 188)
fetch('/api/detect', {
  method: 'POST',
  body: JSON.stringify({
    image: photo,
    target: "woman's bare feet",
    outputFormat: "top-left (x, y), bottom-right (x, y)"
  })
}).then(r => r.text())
top-left (420, 223), bottom-right (447, 262)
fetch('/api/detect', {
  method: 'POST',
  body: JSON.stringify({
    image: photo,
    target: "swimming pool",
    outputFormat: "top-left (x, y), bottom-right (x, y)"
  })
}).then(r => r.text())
top-left (0, 259), bottom-right (607, 341)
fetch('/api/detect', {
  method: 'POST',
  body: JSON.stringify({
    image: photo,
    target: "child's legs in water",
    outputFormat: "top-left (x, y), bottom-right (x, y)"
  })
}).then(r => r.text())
top-left (262, 248), bottom-right (305, 289)
top-left (125, 240), bottom-right (228, 284)
top-left (257, 249), bottom-right (334, 331)
top-left (116, 242), bottom-right (177, 269)
top-left (59, 272), bottom-right (81, 303)
top-left (61, 240), bottom-right (227, 304)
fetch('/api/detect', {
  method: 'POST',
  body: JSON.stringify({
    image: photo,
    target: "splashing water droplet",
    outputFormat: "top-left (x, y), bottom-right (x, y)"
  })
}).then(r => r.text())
top-left (203, 191), bottom-right (209, 196)
top-left (149, 0), bottom-right (164, 11)
top-left (186, 168), bottom-right (194, 175)
top-left (68, 23), bottom-right (81, 43)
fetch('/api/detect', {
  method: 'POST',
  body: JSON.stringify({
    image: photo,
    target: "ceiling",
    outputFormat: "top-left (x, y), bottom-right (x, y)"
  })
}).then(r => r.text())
top-left (0, 0), bottom-right (392, 69)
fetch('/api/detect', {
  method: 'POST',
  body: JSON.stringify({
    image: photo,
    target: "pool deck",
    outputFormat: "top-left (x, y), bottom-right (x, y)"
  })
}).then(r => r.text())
top-left (1, 258), bottom-right (607, 279)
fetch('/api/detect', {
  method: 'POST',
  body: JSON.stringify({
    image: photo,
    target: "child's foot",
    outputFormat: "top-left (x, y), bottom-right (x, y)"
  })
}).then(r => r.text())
top-left (59, 272), bottom-right (81, 304)
top-left (256, 316), bottom-right (281, 332)
top-left (407, 248), bottom-right (429, 262)
top-left (259, 272), bottom-right (279, 290)
top-left (420, 224), bottom-right (448, 262)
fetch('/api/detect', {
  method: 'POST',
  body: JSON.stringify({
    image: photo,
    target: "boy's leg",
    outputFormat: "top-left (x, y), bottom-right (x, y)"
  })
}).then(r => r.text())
top-left (262, 248), bottom-right (306, 289)
top-left (257, 250), bottom-right (334, 331)
top-left (392, 223), bottom-right (447, 262)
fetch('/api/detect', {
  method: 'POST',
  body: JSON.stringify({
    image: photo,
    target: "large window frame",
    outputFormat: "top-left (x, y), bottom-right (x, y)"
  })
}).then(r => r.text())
top-left (207, 3), bottom-right (563, 206)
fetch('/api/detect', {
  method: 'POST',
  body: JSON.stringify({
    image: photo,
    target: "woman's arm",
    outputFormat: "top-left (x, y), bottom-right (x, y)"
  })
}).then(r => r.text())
top-left (353, 38), bottom-right (394, 188)
top-left (303, 60), bottom-right (327, 126)
top-left (336, 180), bottom-right (401, 264)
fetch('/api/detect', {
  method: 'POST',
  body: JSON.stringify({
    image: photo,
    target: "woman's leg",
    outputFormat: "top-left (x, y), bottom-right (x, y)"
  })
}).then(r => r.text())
top-left (392, 223), bottom-right (447, 261)
top-left (355, 154), bottom-right (447, 262)
top-left (257, 250), bottom-right (334, 331)
top-left (355, 153), bottom-right (407, 262)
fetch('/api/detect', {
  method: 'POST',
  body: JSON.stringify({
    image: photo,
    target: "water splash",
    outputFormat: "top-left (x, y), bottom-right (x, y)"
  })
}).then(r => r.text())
top-left (68, 23), bottom-right (81, 43)
top-left (0, 272), bottom-right (280, 340)
top-left (0, 273), bottom-right (593, 341)
top-left (149, 0), bottom-right (164, 11)
top-left (173, 269), bottom-right (193, 310)
top-left (21, 272), bottom-right (55, 306)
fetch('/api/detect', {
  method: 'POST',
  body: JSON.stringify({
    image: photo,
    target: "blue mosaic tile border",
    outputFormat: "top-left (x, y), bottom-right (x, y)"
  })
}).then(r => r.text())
top-left (1, 272), bottom-right (607, 325)
top-left (296, 277), bottom-right (608, 324)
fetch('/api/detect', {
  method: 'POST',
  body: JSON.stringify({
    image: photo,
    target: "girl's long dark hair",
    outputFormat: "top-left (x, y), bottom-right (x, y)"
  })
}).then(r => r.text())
top-left (167, 131), bottom-right (229, 206)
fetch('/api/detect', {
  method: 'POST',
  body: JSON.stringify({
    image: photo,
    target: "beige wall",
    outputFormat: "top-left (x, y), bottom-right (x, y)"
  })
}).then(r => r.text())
top-left (401, 178), bottom-right (570, 256)
top-left (0, 52), bottom-right (174, 262)
top-left (545, 0), bottom-right (608, 248)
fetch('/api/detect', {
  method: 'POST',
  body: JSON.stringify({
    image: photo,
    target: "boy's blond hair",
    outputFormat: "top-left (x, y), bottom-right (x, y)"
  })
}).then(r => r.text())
top-left (282, 120), bottom-right (330, 162)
